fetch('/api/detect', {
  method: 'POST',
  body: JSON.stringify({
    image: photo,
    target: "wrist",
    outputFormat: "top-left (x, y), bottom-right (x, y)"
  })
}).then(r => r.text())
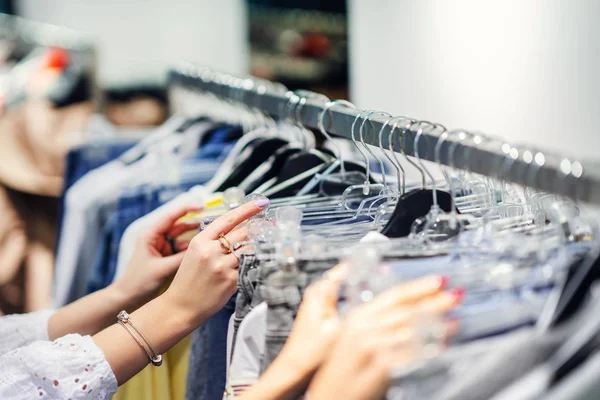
top-left (271, 347), bottom-right (316, 384)
top-left (126, 295), bottom-right (197, 355)
top-left (110, 280), bottom-right (153, 310)
top-left (158, 289), bottom-right (209, 329)
top-left (277, 344), bottom-right (320, 380)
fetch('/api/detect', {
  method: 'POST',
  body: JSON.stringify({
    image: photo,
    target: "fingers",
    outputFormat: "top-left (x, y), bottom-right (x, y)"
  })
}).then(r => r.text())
top-left (152, 204), bottom-right (205, 235)
top-left (224, 227), bottom-right (249, 249)
top-left (416, 289), bottom-right (464, 315)
top-left (202, 200), bottom-right (269, 239)
top-left (369, 289), bottom-right (465, 337)
top-left (157, 251), bottom-right (186, 276)
top-left (371, 275), bottom-right (448, 312)
top-left (167, 221), bottom-right (201, 239)
top-left (175, 240), bottom-right (191, 252)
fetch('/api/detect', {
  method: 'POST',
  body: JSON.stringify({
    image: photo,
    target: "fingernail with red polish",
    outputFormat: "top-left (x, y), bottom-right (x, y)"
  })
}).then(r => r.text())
top-left (450, 288), bottom-right (466, 301)
top-left (255, 199), bottom-right (270, 208)
top-left (435, 275), bottom-right (449, 289)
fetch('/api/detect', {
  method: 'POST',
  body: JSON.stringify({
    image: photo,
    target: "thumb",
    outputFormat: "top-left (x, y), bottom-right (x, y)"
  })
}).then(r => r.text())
top-left (157, 251), bottom-right (186, 276)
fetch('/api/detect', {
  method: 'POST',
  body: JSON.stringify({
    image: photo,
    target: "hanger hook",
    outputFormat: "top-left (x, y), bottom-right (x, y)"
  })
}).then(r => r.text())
top-left (318, 99), bottom-right (357, 177)
top-left (282, 91), bottom-right (304, 145)
top-left (378, 116), bottom-right (406, 194)
top-left (361, 110), bottom-right (392, 190)
top-left (413, 121), bottom-right (447, 207)
top-left (498, 142), bottom-right (521, 204)
top-left (295, 90), bottom-right (330, 149)
top-left (408, 120), bottom-right (434, 188)
top-left (555, 157), bottom-right (584, 203)
top-left (292, 91), bottom-right (309, 148)
top-left (252, 80), bottom-right (271, 128)
top-left (350, 110), bottom-right (377, 191)
top-left (395, 119), bottom-right (426, 189)
top-left (388, 116), bottom-right (416, 194)
top-left (279, 91), bottom-right (295, 123)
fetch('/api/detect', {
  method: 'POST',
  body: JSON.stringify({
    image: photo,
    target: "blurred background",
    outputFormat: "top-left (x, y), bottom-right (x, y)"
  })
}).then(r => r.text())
top-left (3, 0), bottom-right (599, 158)
top-left (0, 0), bottom-right (600, 157)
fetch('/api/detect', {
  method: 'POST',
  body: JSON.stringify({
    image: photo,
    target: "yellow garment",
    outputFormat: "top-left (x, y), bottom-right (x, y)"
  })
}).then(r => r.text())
top-left (112, 281), bottom-right (192, 400)
top-left (112, 197), bottom-right (227, 399)
top-left (111, 335), bottom-right (191, 400)
top-left (177, 197), bottom-right (228, 242)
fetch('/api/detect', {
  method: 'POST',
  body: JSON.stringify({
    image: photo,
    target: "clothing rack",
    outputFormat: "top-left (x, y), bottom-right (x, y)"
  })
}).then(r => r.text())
top-left (168, 63), bottom-right (600, 205)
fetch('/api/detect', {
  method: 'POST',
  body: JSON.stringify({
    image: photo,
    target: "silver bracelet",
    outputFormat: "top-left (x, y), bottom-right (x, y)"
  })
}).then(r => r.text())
top-left (117, 310), bottom-right (163, 367)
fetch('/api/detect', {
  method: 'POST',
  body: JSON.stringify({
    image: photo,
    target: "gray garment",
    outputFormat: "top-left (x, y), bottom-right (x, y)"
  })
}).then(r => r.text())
top-left (492, 303), bottom-right (600, 400)
top-left (259, 258), bottom-right (338, 372)
top-left (543, 352), bottom-right (600, 400)
top-left (490, 367), bottom-right (552, 400)
top-left (233, 253), bottom-right (258, 357)
top-left (435, 322), bottom-right (576, 400)
top-left (387, 335), bottom-right (508, 400)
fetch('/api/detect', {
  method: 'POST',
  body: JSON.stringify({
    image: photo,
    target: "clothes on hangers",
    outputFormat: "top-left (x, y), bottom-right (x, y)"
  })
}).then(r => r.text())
top-left (53, 118), bottom-right (209, 306)
top-left (225, 302), bottom-right (267, 398)
top-left (46, 117), bottom-right (244, 400)
top-left (42, 62), bottom-right (600, 400)
top-left (113, 126), bottom-right (270, 281)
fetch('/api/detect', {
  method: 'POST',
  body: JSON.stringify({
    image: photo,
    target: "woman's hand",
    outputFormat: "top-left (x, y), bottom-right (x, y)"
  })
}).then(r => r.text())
top-left (163, 199), bottom-right (269, 325)
top-left (114, 203), bottom-right (205, 304)
top-left (308, 276), bottom-right (463, 400)
top-left (276, 264), bottom-right (347, 378)
top-left (49, 203), bottom-right (204, 340)
top-left (94, 199), bottom-right (269, 385)
top-left (236, 265), bottom-right (347, 400)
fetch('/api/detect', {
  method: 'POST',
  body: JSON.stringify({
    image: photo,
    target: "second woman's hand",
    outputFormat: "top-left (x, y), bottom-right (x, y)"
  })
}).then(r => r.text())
top-left (308, 276), bottom-right (464, 400)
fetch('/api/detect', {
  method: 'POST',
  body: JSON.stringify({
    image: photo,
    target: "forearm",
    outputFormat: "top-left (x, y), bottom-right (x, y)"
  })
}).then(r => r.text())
top-left (239, 351), bottom-right (313, 400)
top-left (93, 294), bottom-right (201, 385)
top-left (48, 282), bottom-right (148, 340)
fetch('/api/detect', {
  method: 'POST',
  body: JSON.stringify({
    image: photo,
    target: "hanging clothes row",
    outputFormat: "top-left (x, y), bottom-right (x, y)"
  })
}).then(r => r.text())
top-left (53, 63), bottom-right (600, 400)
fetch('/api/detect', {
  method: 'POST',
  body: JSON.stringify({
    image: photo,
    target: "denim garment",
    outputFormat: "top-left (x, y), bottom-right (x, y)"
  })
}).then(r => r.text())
top-left (101, 182), bottom-right (196, 290)
top-left (64, 142), bottom-right (137, 190)
top-left (186, 293), bottom-right (237, 400)
top-left (86, 128), bottom-right (238, 294)
top-left (86, 213), bottom-right (117, 294)
top-left (57, 141), bottom-right (137, 253)
top-left (85, 184), bottom-right (156, 294)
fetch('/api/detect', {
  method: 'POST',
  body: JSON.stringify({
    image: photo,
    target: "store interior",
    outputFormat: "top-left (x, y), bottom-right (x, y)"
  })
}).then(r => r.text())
top-left (1, 1), bottom-right (600, 399)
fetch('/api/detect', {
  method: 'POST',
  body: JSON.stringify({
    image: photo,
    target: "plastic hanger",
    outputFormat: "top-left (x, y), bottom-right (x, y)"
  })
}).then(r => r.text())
top-left (299, 109), bottom-right (394, 225)
top-left (296, 99), bottom-right (367, 196)
top-left (256, 91), bottom-right (336, 198)
top-left (381, 120), bottom-right (454, 238)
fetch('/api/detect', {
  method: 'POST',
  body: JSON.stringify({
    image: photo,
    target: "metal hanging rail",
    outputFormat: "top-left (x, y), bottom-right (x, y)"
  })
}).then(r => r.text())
top-left (168, 63), bottom-right (600, 205)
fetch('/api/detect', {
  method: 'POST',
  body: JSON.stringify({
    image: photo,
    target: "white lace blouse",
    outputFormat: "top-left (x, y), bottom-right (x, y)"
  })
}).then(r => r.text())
top-left (0, 310), bottom-right (118, 399)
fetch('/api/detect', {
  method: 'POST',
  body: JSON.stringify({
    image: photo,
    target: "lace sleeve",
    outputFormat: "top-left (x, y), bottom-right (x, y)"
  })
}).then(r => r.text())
top-left (0, 309), bottom-right (55, 355)
top-left (0, 334), bottom-right (118, 400)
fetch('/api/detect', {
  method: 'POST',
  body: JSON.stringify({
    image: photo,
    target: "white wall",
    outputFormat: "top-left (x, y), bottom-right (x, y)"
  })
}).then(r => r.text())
top-left (17, 0), bottom-right (248, 86)
top-left (349, 0), bottom-right (600, 160)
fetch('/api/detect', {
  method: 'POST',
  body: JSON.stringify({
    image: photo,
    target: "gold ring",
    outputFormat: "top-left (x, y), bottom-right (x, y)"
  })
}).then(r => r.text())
top-left (218, 233), bottom-right (232, 254)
